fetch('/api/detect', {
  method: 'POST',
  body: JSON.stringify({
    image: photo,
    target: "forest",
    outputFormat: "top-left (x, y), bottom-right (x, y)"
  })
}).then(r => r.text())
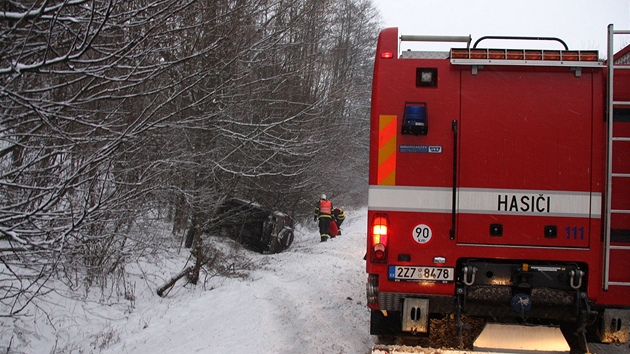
top-left (0, 0), bottom-right (380, 316)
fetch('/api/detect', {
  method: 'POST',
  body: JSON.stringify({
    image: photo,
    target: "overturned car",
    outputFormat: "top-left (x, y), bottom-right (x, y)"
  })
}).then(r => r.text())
top-left (212, 198), bottom-right (295, 253)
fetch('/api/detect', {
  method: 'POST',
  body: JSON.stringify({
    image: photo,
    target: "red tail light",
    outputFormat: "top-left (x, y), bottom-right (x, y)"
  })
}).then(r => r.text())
top-left (372, 216), bottom-right (388, 244)
top-left (371, 214), bottom-right (389, 263)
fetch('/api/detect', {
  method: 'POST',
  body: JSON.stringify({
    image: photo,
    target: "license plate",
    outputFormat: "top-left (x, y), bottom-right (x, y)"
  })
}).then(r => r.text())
top-left (388, 265), bottom-right (454, 282)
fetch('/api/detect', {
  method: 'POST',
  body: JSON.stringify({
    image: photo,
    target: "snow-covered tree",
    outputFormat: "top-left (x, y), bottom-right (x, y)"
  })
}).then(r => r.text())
top-left (0, 0), bottom-right (380, 313)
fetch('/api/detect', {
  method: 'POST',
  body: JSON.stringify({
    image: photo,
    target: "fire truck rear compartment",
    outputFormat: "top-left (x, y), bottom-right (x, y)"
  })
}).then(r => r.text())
top-left (372, 260), bottom-right (586, 336)
top-left (379, 260), bottom-right (588, 317)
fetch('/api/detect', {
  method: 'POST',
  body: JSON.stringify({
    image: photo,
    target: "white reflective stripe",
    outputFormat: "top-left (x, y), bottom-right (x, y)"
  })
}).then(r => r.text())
top-left (368, 186), bottom-right (602, 218)
top-left (369, 186), bottom-right (452, 213)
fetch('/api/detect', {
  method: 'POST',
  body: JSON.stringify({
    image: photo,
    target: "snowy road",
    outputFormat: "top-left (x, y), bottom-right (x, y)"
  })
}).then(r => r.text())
top-left (8, 207), bottom-right (630, 353)
top-left (101, 207), bottom-right (375, 354)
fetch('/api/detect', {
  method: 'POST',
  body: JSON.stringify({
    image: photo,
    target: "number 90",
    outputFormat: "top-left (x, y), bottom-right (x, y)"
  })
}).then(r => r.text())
top-left (412, 224), bottom-right (432, 244)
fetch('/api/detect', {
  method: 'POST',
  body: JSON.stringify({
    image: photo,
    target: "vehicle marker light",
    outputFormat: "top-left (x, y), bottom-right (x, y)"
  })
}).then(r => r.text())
top-left (524, 50), bottom-right (543, 60)
top-left (507, 50), bottom-right (524, 60)
top-left (470, 49), bottom-right (486, 59)
top-left (488, 49), bottom-right (505, 59)
top-left (579, 51), bottom-right (598, 61)
top-left (562, 51), bottom-right (579, 61)
top-left (544, 51), bottom-right (561, 60)
top-left (451, 49), bottom-right (469, 59)
top-left (381, 52), bottom-right (394, 59)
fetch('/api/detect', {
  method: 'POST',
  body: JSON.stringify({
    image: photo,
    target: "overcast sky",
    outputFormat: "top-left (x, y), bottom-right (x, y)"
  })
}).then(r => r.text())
top-left (372, 0), bottom-right (630, 54)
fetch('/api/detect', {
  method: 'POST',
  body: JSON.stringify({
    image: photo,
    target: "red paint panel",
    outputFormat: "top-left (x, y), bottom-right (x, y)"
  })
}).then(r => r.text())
top-left (459, 70), bottom-right (594, 191)
top-left (611, 176), bottom-right (630, 211)
top-left (457, 69), bottom-right (595, 247)
top-left (457, 214), bottom-right (590, 247)
top-left (609, 249), bottom-right (630, 283)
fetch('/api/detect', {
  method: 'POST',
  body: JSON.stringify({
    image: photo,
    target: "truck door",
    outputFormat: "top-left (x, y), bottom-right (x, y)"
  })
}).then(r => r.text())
top-left (456, 69), bottom-right (596, 248)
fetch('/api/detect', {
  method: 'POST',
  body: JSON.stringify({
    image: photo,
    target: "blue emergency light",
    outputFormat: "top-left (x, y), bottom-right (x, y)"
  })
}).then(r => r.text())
top-left (402, 103), bottom-right (428, 135)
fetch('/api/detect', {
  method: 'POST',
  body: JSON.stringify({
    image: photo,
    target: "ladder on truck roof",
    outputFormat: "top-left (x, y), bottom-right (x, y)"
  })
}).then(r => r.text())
top-left (604, 24), bottom-right (630, 290)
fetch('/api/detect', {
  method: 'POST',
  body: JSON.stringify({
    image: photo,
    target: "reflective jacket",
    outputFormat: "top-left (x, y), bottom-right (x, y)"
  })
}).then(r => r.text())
top-left (332, 208), bottom-right (345, 220)
top-left (314, 199), bottom-right (333, 218)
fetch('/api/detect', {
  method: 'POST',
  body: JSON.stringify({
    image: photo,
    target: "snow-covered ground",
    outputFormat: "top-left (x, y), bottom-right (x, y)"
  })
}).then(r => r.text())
top-left (2, 207), bottom-right (375, 353)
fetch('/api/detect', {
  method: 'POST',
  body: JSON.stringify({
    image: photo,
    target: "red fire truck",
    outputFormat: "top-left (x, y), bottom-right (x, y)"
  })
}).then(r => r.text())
top-left (366, 25), bottom-right (630, 345)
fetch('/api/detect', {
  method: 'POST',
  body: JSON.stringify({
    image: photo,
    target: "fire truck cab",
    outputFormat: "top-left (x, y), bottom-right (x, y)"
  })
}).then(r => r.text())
top-left (366, 25), bottom-right (630, 344)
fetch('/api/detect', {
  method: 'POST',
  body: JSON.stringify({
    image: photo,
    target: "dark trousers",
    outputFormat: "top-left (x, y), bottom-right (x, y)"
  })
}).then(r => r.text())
top-left (318, 217), bottom-right (331, 237)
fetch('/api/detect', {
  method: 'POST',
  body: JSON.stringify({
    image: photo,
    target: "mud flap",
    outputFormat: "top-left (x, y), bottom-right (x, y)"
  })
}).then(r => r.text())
top-left (599, 308), bottom-right (630, 343)
top-left (370, 310), bottom-right (401, 336)
top-left (402, 298), bottom-right (429, 333)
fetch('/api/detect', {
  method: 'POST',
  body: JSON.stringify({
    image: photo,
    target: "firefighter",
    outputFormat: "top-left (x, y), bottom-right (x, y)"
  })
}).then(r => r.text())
top-left (314, 194), bottom-right (333, 242)
top-left (332, 207), bottom-right (346, 235)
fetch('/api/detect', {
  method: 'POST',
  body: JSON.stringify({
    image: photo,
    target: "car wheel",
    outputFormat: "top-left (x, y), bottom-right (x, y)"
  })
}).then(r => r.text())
top-left (279, 228), bottom-right (294, 249)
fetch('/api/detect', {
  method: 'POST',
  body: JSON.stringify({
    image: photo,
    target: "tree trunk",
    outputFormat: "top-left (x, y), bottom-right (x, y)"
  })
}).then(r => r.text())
top-left (156, 266), bottom-right (194, 297)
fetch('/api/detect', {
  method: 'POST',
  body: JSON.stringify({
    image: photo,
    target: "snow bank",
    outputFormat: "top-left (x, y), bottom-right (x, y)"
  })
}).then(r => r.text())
top-left (2, 207), bottom-right (374, 353)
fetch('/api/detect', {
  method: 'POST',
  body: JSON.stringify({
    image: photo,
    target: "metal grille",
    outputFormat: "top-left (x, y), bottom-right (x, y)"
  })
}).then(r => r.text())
top-left (615, 52), bottom-right (630, 65)
top-left (399, 51), bottom-right (449, 59)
